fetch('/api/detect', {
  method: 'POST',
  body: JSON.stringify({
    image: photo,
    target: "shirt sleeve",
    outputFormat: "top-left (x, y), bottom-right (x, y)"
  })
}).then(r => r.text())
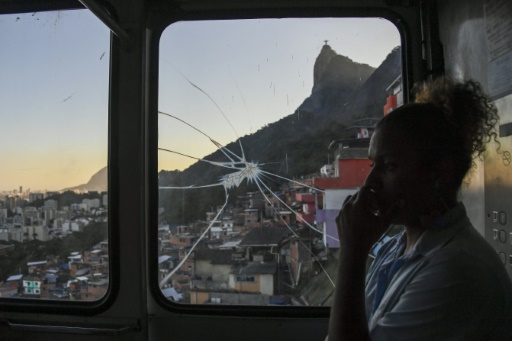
top-left (369, 249), bottom-right (508, 341)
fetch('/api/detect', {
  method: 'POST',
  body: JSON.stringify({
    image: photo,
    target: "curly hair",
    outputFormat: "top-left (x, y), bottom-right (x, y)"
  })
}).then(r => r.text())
top-left (414, 77), bottom-right (500, 161)
top-left (377, 77), bottom-right (500, 191)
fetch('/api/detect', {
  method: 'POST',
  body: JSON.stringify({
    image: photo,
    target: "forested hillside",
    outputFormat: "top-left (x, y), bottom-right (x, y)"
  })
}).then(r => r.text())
top-left (158, 46), bottom-right (401, 224)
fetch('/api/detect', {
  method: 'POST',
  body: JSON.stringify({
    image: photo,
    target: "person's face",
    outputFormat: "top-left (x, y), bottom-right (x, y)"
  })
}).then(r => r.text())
top-left (364, 126), bottom-right (435, 226)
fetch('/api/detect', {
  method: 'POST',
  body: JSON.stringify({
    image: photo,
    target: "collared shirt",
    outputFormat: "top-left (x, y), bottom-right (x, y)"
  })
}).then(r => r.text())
top-left (365, 203), bottom-right (512, 340)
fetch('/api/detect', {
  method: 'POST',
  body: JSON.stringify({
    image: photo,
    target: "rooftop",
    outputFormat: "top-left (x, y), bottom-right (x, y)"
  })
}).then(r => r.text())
top-left (7, 274), bottom-right (23, 281)
top-left (158, 255), bottom-right (174, 264)
top-left (219, 241), bottom-right (241, 249)
top-left (231, 262), bottom-right (277, 275)
top-left (74, 268), bottom-right (90, 277)
top-left (337, 148), bottom-right (369, 159)
top-left (239, 226), bottom-right (289, 247)
top-left (162, 287), bottom-right (182, 301)
top-left (194, 249), bottom-right (235, 265)
top-left (27, 261), bottom-right (47, 266)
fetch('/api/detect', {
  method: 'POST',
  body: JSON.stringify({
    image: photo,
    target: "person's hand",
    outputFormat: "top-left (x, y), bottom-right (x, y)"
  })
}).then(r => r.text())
top-left (336, 186), bottom-right (402, 255)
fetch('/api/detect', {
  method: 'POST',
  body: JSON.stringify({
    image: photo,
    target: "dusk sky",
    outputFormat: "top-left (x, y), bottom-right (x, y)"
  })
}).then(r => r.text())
top-left (158, 18), bottom-right (400, 172)
top-left (0, 10), bottom-right (109, 193)
top-left (0, 10), bottom-right (400, 192)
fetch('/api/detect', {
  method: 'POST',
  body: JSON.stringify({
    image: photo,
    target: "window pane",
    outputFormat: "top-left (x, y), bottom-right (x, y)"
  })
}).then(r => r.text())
top-left (0, 10), bottom-right (110, 301)
top-left (158, 18), bottom-right (401, 306)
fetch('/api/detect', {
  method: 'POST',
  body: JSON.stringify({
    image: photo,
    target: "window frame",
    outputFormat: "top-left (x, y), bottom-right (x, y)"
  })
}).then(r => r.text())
top-left (146, 4), bottom-right (414, 318)
top-left (0, 4), bottom-right (120, 316)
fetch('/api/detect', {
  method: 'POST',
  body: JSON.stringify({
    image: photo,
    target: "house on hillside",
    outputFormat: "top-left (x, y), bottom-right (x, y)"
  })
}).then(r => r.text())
top-left (23, 275), bottom-right (43, 297)
top-left (384, 75), bottom-right (403, 115)
top-left (244, 208), bottom-right (260, 227)
top-left (295, 192), bottom-right (316, 225)
top-left (238, 226), bottom-right (289, 261)
top-left (229, 261), bottom-right (277, 296)
top-left (190, 249), bottom-right (236, 304)
top-left (247, 191), bottom-right (265, 211)
top-left (162, 286), bottom-right (182, 302)
top-left (193, 249), bottom-right (235, 285)
top-left (27, 260), bottom-right (47, 275)
top-left (315, 138), bottom-right (372, 249)
top-left (158, 255), bottom-right (175, 282)
top-left (0, 284), bottom-right (18, 297)
top-left (2, 274), bottom-right (23, 297)
top-left (280, 227), bottom-right (319, 288)
top-left (170, 233), bottom-right (198, 248)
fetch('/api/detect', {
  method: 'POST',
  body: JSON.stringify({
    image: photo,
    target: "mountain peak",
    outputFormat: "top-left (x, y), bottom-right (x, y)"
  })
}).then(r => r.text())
top-left (159, 44), bottom-right (401, 223)
top-left (301, 44), bottom-right (375, 115)
top-left (62, 166), bottom-right (107, 193)
top-left (313, 44), bottom-right (338, 85)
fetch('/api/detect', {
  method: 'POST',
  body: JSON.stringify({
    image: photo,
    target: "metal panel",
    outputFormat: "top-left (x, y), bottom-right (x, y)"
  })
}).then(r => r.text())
top-left (485, 96), bottom-right (512, 279)
top-left (438, 0), bottom-right (512, 279)
top-left (438, 0), bottom-right (488, 231)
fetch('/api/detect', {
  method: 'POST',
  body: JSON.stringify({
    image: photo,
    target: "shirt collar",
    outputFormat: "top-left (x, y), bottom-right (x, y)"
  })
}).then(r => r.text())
top-left (408, 202), bottom-right (469, 258)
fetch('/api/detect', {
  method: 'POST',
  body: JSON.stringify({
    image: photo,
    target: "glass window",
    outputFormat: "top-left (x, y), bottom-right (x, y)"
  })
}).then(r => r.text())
top-left (0, 10), bottom-right (110, 301)
top-left (158, 18), bottom-right (401, 306)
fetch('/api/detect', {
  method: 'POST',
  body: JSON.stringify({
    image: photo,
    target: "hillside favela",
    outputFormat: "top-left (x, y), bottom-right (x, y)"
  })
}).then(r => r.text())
top-left (0, 168), bottom-right (108, 301)
top-left (0, 42), bottom-right (402, 304)
top-left (157, 43), bottom-right (402, 305)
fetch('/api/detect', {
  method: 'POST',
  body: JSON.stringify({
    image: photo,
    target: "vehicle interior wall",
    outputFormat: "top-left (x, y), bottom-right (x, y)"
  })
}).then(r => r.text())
top-left (437, 0), bottom-right (489, 233)
top-left (0, 0), bottom-right (422, 339)
top-left (8, 0), bottom-right (510, 340)
top-left (437, 0), bottom-right (512, 279)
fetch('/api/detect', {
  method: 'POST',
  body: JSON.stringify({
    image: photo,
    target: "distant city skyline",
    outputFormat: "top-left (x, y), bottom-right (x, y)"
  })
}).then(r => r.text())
top-left (1, 11), bottom-right (400, 191)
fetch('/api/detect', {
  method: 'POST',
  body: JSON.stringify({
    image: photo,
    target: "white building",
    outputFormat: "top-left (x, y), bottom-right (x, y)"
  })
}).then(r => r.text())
top-left (62, 221), bottom-right (83, 233)
top-left (68, 252), bottom-right (83, 267)
top-left (44, 208), bottom-right (55, 221)
top-left (211, 227), bottom-right (224, 239)
top-left (44, 199), bottom-right (58, 210)
top-left (0, 227), bottom-right (9, 242)
top-left (23, 277), bottom-right (42, 296)
top-left (22, 224), bottom-right (50, 242)
top-left (83, 198), bottom-right (100, 210)
top-left (221, 218), bottom-right (234, 232)
top-left (320, 164), bottom-right (334, 177)
top-left (0, 225), bottom-right (24, 242)
top-left (71, 203), bottom-right (88, 212)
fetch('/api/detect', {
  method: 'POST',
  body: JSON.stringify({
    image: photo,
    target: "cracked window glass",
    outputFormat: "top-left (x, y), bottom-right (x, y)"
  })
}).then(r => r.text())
top-left (0, 10), bottom-right (109, 301)
top-left (158, 18), bottom-right (401, 306)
